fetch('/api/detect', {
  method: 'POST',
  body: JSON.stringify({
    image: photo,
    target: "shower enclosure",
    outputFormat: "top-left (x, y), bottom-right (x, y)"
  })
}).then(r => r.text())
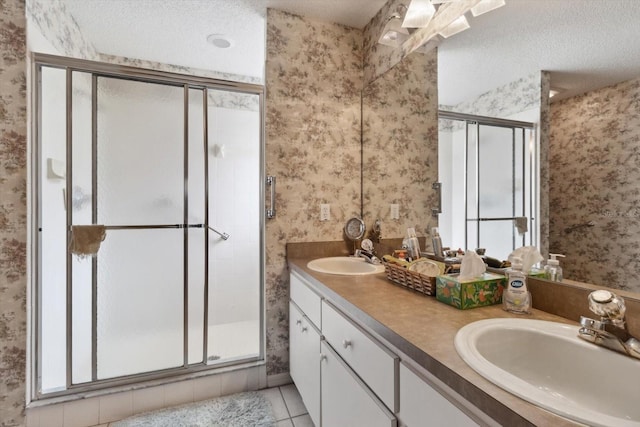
top-left (438, 111), bottom-right (538, 260)
top-left (32, 54), bottom-right (265, 397)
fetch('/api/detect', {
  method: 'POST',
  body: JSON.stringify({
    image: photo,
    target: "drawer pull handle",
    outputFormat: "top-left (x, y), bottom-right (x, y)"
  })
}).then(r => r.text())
top-left (342, 339), bottom-right (352, 349)
top-left (301, 326), bottom-right (308, 332)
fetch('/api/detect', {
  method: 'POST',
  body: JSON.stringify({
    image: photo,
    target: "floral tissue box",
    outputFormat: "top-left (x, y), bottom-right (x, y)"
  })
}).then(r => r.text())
top-left (436, 273), bottom-right (506, 310)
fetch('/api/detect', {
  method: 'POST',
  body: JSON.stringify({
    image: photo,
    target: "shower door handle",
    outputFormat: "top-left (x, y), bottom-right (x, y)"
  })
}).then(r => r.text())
top-left (266, 175), bottom-right (276, 219)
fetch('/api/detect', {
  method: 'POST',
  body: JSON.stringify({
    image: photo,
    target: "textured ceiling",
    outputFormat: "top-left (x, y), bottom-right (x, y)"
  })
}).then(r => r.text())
top-left (61, 0), bottom-right (640, 105)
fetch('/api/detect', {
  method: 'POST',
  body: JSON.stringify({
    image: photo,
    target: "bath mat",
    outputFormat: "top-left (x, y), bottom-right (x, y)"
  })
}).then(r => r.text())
top-left (111, 391), bottom-right (275, 427)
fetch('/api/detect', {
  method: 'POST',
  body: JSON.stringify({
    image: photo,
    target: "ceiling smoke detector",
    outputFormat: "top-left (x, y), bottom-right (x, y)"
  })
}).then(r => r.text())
top-left (206, 34), bottom-right (232, 49)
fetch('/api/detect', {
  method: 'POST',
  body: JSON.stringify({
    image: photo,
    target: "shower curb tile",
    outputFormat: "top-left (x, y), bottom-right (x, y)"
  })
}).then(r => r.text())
top-left (63, 397), bottom-right (100, 427)
top-left (163, 380), bottom-right (194, 407)
top-left (99, 391), bottom-right (133, 424)
top-left (193, 374), bottom-right (222, 402)
top-left (132, 386), bottom-right (165, 415)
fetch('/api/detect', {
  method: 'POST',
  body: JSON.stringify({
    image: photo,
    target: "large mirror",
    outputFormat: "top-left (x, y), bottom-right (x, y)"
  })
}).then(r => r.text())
top-left (363, 0), bottom-right (640, 295)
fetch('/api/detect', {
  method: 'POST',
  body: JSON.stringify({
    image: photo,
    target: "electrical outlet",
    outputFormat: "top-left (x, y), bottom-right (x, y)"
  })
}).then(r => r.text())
top-left (390, 203), bottom-right (400, 220)
top-left (320, 204), bottom-right (331, 221)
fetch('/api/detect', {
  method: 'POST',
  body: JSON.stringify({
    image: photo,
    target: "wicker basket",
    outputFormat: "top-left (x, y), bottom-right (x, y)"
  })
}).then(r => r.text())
top-left (383, 261), bottom-right (436, 296)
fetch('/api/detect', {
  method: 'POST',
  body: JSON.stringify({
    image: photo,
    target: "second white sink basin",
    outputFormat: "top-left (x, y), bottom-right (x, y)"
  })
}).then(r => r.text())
top-left (307, 257), bottom-right (385, 275)
top-left (455, 318), bottom-right (640, 427)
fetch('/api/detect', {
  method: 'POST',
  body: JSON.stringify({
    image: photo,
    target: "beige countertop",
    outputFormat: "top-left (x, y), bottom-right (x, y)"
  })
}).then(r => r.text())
top-left (288, 256), bottom-right (583, 427)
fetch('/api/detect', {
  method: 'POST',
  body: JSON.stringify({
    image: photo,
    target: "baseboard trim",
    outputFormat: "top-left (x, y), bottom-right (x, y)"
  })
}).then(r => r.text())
top-left (266, 372), bottom-right (292, 388)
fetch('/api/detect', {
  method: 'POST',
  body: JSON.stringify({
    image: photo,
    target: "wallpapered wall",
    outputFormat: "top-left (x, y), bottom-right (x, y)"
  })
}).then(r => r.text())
top-left (265, 9), bottom-right (365, 374)
top-left (362, 51), bottom-right (439, 238)
top-left (0, 0), bottom-right (27, 425)
top-left (264, 1), bottom-right (439, 376)
top-left (550, 76), bottom-right (640, 293)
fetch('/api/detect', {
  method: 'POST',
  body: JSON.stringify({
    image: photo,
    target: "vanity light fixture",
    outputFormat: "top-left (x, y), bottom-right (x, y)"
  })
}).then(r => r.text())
top-left (471, 0), bottom-right (506, 16)
top-left (382, 0), bottom-right (506, 53)
top-left (402, 0), bottom-right (437, 28)
top-left (378, 12), bottom-right (411, 47)
top-left (439, 15), bottom-right (470, 38)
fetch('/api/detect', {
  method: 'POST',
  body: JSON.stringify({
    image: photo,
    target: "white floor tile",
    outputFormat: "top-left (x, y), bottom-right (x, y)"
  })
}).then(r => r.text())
top-left (280, 383), bottom-right (308, 417)
top-left (276, 419), bottom-right (294, 427)
top-left (292, 414), bottom-right (315, 427)
top-left (256, 387), bottom-right (290, 421)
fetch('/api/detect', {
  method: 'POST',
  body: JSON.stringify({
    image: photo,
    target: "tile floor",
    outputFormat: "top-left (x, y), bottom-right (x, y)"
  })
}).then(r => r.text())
top-left (97, 383), bottom-right (312, 427)
top-left (256, 384), bottom-right (314, 427)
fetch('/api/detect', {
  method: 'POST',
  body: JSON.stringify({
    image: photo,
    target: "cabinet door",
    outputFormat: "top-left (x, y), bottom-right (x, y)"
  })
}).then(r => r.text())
top-left (289, 302), bottom-right (321, 426)
top-left (399, 363), bottom-right (478, 427)
top-left (290, 272), bottom-right (322, 327)
top-left (321, 341), bottom-right (396, 427)
top-left (322, 301), bottom-right (398, 411)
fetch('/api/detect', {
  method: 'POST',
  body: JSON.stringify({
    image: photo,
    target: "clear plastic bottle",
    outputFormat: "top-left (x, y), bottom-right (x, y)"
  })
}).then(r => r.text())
top-left (544, 253), bottom-right (565, 282)
top-left (503, 257), bottom-right (531, 314)
top-left (431, 227), bottom-right (443, 258)
top-left (406, 228), bottom-right (421, 260)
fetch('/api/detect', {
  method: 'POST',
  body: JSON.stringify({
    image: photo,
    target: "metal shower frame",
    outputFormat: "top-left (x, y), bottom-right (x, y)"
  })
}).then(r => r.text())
top-left (439, 110), bottom-right (538, 253)
top-left (30, 53), bottom-right (266, 400)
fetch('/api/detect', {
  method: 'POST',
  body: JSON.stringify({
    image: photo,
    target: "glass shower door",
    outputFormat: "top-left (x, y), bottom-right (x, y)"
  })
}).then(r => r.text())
top-left (95, 77), bottom-right (186, 379)
top-left (205, 90), bottom-right (261, 363)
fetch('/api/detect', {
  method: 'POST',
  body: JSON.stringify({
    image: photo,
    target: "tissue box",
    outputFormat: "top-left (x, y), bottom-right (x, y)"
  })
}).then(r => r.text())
top-left (436, 273), bottom-right (506, 310)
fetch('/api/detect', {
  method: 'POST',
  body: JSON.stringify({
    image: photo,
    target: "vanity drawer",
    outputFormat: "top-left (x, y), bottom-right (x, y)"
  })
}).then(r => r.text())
top-left (290, 272), bottom-right (322, 327)
top-left (321, 300), bottom-right (398, 412)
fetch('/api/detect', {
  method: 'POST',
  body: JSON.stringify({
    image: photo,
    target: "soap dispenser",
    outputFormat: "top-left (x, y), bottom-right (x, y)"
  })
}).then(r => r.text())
top-left (503, 256), bottom-right (531, 314)
top-left (544, 253), bottom-right (565, 282)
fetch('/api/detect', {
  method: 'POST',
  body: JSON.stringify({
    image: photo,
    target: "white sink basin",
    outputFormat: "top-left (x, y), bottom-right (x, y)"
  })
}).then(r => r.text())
top-left (455, 318), bottom-right (640, 427)
top-left (307, 257), bottom-right (385, 276)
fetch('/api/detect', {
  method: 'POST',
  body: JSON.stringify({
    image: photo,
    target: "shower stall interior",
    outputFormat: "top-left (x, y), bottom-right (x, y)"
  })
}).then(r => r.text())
top-left (32, 54), bottom-right (265, 398)
top-left (438, 111), bottom-right (538, 260)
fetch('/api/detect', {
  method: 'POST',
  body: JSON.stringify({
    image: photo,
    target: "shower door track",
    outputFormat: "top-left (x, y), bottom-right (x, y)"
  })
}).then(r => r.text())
top-left (31, 54), bottom-right (266, 400)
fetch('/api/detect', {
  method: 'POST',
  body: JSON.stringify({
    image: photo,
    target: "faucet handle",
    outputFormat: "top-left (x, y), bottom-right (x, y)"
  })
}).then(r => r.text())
top-left (588, 290), bottom-right (626, 321)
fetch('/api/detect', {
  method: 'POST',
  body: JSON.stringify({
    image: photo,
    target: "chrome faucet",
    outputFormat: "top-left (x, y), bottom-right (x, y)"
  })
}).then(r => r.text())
top-left (578, 290), bottom-right (640, 359)
top-left (354, 239), bottom-right (381, 265)
top-left (354, 249), bottom-right (381, 265)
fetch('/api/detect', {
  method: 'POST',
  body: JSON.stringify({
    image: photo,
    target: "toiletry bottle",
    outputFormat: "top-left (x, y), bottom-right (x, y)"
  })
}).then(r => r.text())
top-left (544, 253), bottom-right (565, 281)
top-left (431, 227), bottom-right (443, 258)
top-left (406, 228), bottom-right (421, 260)
top-left (503, 257), bottom-right (531, 314)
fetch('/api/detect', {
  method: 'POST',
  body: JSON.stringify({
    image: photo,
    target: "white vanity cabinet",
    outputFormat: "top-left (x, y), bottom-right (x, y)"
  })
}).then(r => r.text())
top-left (399, 363), bottom-right (479, 427)
top-left (321, 341), bottom-right (397, 427)
top-left (289, 273), bottom-right (322, 426)
top-left (289, 270), bottom-right (483, 427)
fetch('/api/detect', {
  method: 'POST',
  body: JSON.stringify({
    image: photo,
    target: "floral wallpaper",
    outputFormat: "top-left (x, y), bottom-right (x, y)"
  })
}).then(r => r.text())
top-left (265, 9), bottom-right (363, 374)
top-left (0, 0), bottom-right (27, 425)
top-left (362, 51), bottom-right (439, 239)
top-left (550, 76), bottom-right (640, 293)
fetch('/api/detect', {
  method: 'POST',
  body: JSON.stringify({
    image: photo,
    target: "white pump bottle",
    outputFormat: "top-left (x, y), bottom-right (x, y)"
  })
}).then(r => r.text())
top-left (544, 253), bottom-right (565, 282)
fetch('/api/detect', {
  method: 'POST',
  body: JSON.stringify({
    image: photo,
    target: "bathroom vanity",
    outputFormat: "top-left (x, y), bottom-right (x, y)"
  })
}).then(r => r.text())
top-left (288, 249), bottom-right (588, 426)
